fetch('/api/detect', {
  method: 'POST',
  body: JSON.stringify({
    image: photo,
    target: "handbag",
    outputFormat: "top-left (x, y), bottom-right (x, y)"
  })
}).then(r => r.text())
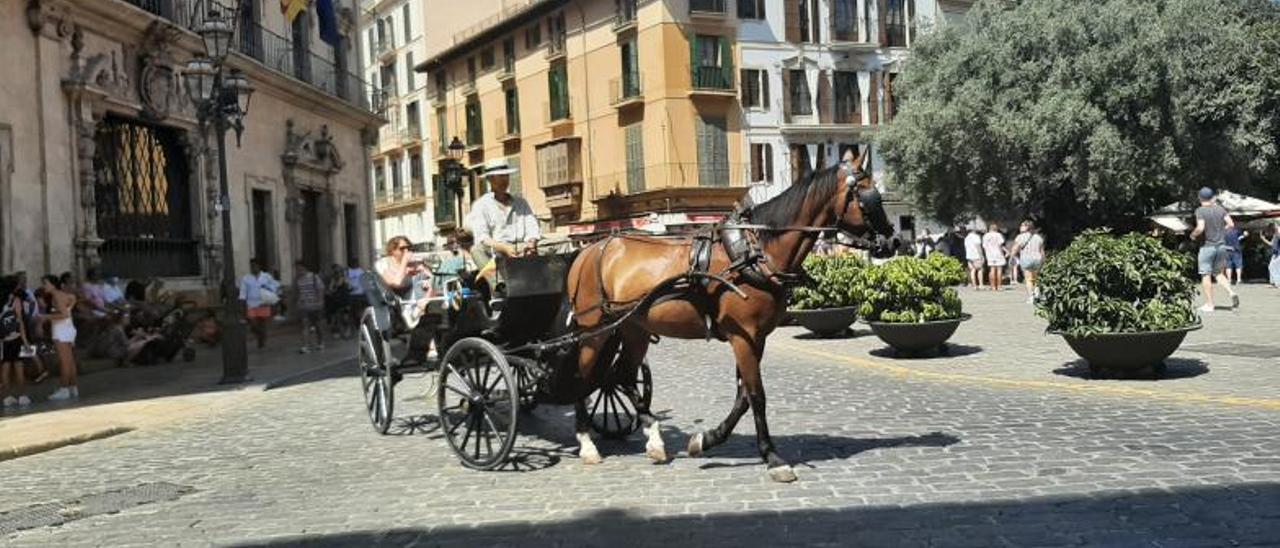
top-left (258, 287), bottom-right (280, 306)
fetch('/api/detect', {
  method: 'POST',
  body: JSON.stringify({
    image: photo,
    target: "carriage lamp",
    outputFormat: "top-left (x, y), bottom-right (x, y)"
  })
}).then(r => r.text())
top-left (184, 8), bottom-right (256, 385)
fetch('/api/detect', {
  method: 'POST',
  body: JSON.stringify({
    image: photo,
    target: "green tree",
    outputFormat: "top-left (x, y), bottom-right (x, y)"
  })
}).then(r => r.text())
top-left (878, 0), bottom-right (1280, 239)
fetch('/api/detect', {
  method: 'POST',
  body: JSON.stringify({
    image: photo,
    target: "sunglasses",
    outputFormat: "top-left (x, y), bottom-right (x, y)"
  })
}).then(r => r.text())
top-left (397, 246), bottom-right (411, 251)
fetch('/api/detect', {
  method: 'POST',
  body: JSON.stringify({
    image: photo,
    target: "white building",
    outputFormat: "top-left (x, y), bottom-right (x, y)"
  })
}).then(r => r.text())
top-left (739, 0), bottom-right (971, 238)
top-left (360, 0), bottom-right (437, 250)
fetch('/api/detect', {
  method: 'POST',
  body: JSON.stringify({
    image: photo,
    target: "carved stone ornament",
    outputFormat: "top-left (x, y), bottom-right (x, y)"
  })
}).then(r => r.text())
top-left (26, 0), bottom-right (72, 37)
top-left (137, 22), bottom-right (184, 121)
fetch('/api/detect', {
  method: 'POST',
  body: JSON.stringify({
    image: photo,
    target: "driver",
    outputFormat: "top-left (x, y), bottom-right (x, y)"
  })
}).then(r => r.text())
top-left (466, 159), bottom-right (541, 271)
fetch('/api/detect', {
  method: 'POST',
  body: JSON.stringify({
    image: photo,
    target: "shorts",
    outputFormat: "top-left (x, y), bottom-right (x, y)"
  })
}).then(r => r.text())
top-left (1020, 257), bottom-right (1043, 272)
top-left (51, 320), bottom-right (76, 344)
top-left (1, 338), bottom-right (21, 362)
top-left (246, 305), bottom-right (274, 320)
top-left (985, 255), bottom-right (1006, 267)
top-left (1226, 250), bottom-right (1243, 269)
top-left (1198, 244), bottom-right (1227, 276)
top-left (968, 259), bottom-right (984, 270)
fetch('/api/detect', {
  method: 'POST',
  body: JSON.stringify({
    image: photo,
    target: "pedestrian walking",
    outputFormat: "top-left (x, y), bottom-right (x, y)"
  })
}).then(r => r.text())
top-left (12, 271), bottom-right (50, 384)
top-left (1190, 187), bottom-right (1240, 312)
top-left (293, 261), bottom-right (326, 354)
top-left (325, 264), bottom-right (353, 339)
top-left (40, 275), bottom-right (79, 401)
top-left (345, 258), bottom-right (367, 328)
top-left (1008, 219), bottom-right (1045, 303)
top-left (914, 229), bottom-right (936, 258)
top-left (1224, 224), bottom-right (1248, 285)
top-left (964, 227), bottom-right (985, 289)
top-left (239, 258), bottom-right (278, 349)
top-left (1260, 227), bottom-right (1280, 288)
top-left (1, 276), bottom-right (33, 409)
top-left (983, 223), bottom-right (1007, 292)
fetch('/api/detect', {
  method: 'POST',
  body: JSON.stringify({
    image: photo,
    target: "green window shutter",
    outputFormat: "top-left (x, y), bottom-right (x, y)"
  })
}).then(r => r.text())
top-left (626, 123), bottom-right (644, 193)
top-left (720, 36), bottom-right (732, 86)
top-left (689, 31), bottom-right (698, 86)
top-left (508, 155), bottom-right (522, 196)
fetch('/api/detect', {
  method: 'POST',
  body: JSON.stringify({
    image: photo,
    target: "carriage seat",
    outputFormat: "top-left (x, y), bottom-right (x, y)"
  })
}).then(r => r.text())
top-left (359, 272), bottom-right (451, 336)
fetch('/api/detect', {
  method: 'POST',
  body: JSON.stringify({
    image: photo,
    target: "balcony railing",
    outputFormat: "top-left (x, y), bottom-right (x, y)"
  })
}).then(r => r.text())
top-left (615, 0), bottom-right (638, 29)
top-left (410, 178), bottom-right (426, 199)
top-left (123, 0), bottom-right (372, 112)
top-left (610, 72), bottom-right (643, 106)
top-left (375, 39), bottom-right (395, 61)
top-left (689, 0), bottom-right (726, 14)
top-left (691, 65), bottom-right (734, 91)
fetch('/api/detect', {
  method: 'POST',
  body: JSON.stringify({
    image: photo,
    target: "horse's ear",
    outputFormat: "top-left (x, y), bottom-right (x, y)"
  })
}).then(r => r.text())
top-left (858, 147), bottom-right (871, 172)
top-left (842, 148), bottom-right (856, 165)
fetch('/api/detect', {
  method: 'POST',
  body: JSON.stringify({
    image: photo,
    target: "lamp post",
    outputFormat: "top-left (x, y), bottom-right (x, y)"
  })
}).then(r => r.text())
top-left (444, 136), bottom-right (467, 222)
top-left (184, 9), bottom-right (255, 385)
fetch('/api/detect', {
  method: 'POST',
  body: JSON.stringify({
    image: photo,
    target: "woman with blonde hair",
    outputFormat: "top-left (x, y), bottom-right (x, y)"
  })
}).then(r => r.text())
top-left (374, 236), bottom-right (436, 365)
top-left (40, 275), bottom-right (79, 401)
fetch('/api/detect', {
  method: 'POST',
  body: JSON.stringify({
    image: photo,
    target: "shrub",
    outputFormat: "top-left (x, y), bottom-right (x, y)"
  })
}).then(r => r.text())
top-left (790, 253), bottom-right (868, 311)
top-left (850, 253), bottom-right (966, 323)
top-left (1036, 230), bottom-right (1197, 336)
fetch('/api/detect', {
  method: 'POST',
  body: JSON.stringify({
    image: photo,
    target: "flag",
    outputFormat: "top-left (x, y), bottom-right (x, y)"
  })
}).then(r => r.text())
top-left (316, 0), bottom-right (341, 46)
top-left (281, 0), bottom-right (308, 23)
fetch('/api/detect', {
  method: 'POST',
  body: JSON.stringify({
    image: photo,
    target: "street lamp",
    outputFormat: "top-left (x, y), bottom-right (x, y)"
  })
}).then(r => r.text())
top-left (183, 8), bottom-right (254, 385)
top-left (443, 136), bottom-right (467, 227)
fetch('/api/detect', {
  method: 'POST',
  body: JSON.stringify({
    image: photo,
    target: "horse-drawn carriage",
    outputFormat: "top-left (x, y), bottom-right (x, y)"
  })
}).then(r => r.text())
top-left (356, 251), bottom-right (653, 469)
top-left (354, 149), bottom-right (893, 481)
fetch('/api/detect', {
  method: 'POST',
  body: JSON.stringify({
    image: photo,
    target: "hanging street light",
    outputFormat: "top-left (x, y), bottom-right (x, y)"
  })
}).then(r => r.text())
top-left (182, 8), bottom-right (254, 385)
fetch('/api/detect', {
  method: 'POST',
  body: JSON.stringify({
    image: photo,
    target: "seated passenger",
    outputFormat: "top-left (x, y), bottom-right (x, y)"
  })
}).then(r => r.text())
top-left (374, 236), bottom-right (437, 365)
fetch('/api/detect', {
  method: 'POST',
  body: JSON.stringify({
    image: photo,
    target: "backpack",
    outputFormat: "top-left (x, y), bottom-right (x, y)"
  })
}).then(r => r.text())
top-left (0, 300), bottom-right (19, 339)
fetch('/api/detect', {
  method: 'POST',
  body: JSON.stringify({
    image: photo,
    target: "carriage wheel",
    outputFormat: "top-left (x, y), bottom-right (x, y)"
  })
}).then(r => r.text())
top-left (587, 359), bottom-right (653, 439)
top-left (437, 338), bottom-right (519, 470)
top-left (358, 308), bottom-right (394, 435)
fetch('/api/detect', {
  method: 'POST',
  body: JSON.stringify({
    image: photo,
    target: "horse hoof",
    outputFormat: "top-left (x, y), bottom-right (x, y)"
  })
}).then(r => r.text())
top-left (767, 465), bottom-right (797, 483)
top-left (581, 451), bottom-right (603, 465)
top-left (646, 443), bottom-right (668, 463)
top-left (687, 433), bottom-right (704, 458)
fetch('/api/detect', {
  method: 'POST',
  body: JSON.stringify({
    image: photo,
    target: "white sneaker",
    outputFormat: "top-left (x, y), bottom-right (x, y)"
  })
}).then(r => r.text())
top-left (70, 386), bottom-right (79, 399)
top-left (298, 346), bottom-right (312, 354)
top-left (2, 396), bottom-right (15, 408)
top-left (48, 387), bottom-right (72, 401)
top-left (17, 395), bottom-right (31, 407)
top-left (1198, 304), bottom-right (1214, 313)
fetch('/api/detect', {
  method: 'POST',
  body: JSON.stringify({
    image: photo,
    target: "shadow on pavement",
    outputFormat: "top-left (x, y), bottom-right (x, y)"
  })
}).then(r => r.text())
top-left (233, 482), bottom-right (1280, 547)
top-left (868, 343), bottom-right (983, 360)
top-left (1052, 358), bottom-right (1210, 381)
top-left (695, 431), bottom-right (960, 469)
top-left (791, 328), bottom-right (874, 340)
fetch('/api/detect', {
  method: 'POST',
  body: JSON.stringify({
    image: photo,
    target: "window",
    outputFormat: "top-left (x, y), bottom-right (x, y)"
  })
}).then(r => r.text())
top-left (406, 101), bottom-right (420, 135)
top-left (620, 39), bottom-right (640, 98)
top-left (750, 143), bottom-right (774, 183)
top-left (832, 0), bottom-right (856, 41)
top-left (391, 155), bottom-right (404, 196)
top-left (691, 34), bottom-right (732, 89)
top-left (504, 87), bottom-right (520, 135)
top-left (548, 13), bottom-right (567, 55)
top-left (383, 16), bottom-right (394, 47)
top-left (617, 0), bottom-right (638, 24)
top-left (797, 0), bottom-right (810, 43)
top-left (696, 116), bottom-right (728, 187)
top-left (481, 47), bottom-right (495, 69)
top-left (402, 4), bottom-right (412, 40)
top-left (789, 69), bottom-right (811, 115)
top-left (548, 60), bottom-right (570, 120)
top-left (741, 69), bottom-right (769, 109)
top-left (366, 29), bottom-right (375, 64)
top-left (506, 155), bottom-right (523, 196)
top-left (789, 144), bottom-right (811, 182)
top-left (833, 71), bottom-right (860, 123)
top-left (625, 123), bottom-right (644, 193)
top-left (380, 63), bottom-right (397, 96)
top-left (467, 57), bottom-right (477, 84)
top-left (436, 108), bottom-right (448, 154)
top-left (465, 97), bottom-right (483, 146)
top-left (525, 23), bottom-right (542, 49)
top-left (405, 53), bottom-right (415, 89)
top-left (374, 163), bottom-right (386, 195)
top-left (409, 152), bottom-right (423, 193)
top-left (251, 190), bottom-right (274, 268)
top-left (434, 70), bottom-right (447, 98)
top-left (502, 38), bottom-right (516, 73)
top-left (886, 0), bottom-right (907, 47)
top-left (738, 0), bottom-right (765, 19)
top-left (291, 14), bottom-right (311, 81)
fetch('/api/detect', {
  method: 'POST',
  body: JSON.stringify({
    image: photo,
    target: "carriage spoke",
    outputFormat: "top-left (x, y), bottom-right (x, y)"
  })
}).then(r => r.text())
top-left (459, 414), bottom-right (475, 455)
top-left (446, 363), bottom-right (478, 393)
top-left (616, 390), bottom-right (634, 430)
top-left (610, 389), bottom-right (625, 434)
top-left (589, 386), bottom-right (605, 418)
top-left (472, 413), bottom-right (484, 461)
top-left (444, 384), bottom-right (473, 400)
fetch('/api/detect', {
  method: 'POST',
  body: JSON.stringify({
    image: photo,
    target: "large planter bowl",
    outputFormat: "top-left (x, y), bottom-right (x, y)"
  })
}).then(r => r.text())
top-left (1054, 324), bottom-right (1202, 379)
top-left (789, 306), bottom-right (859, 336)
top-left (867, 314), bottom-right (971, 355)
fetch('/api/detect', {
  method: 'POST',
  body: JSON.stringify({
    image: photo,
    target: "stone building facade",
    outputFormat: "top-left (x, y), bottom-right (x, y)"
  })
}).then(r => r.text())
top-left (1, 0), bottom-right (381, 300)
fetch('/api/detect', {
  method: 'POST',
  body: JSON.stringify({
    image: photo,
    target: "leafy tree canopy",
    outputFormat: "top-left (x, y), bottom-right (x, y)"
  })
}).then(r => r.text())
top-left (878, 0), bottom-right (1280, 236)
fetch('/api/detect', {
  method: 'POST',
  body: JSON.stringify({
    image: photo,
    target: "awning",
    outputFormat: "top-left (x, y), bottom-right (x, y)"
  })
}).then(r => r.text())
top-left (1149, 191), bottom-right (1280, 232)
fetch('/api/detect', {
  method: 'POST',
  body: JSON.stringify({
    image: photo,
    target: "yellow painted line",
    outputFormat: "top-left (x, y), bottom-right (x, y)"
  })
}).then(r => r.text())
top-left (776, 342), bottom-right (1280, 411)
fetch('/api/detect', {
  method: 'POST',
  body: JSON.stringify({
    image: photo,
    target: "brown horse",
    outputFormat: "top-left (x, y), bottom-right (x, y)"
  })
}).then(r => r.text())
top-left (565, 149), bottom-right (893, 482)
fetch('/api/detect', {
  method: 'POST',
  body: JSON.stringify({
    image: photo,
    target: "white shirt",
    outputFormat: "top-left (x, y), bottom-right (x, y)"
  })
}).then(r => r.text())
top-left (346, 267), bottom-right (366, 295)
top-left (238, 272), bottom-right (278, 308)
top-left (466, 192), bottom-right (541, 251)
top-left (964, 233), bottom-right (983, 261)
top-left (982, 231), bottom-right (1006, 261)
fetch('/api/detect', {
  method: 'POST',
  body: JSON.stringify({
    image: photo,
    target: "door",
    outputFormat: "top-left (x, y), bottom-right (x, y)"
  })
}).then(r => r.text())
top-left (343, 202), bottom-right (360, 266)
top-left (251, 189), bottom-right (274, 267)
top-left (300, 189), bottom-right (322, 271)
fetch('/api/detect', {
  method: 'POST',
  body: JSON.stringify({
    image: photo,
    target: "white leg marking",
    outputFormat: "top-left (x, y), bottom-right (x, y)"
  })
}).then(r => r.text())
top-left (643, 418), bottom-right (667, 463)
top-left (577, 432), bottom-right (602, 465)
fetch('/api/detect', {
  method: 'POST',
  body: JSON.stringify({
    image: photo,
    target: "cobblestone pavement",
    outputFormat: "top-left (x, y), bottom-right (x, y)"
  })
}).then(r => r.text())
top-left (2, 287), bottom-right (1279, 547)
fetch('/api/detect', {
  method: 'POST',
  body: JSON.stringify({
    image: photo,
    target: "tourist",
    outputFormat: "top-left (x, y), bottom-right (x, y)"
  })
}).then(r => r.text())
top-left (914, 229), bottom-right (936, 258)
top-left (983, 223), bottom-right (1007, 291)
top-left (325, 264), bottom-right (353, 339)
top-left (1008, 219), bottom-right (1045, 303)
top-left (293, 261), bottom-right (326, 354)
top-left (12, 272), bottom-right (50, 384)
top-left (345, 258), bottom-right (367, 328)
top-left (1, 276), bottom-right (33, 409)
top-left (239, 258), bottom-right (278, 349)
top-left (40, 275), bottom-right (79, 401)
top-left (466, 158), bottom-right (541, 263)
top-left (1190, 187), bottom-right (1239, 312)
top-left (80, 267), bottom-right (110, 318)
top-left (376, 236), bottom-right (435, 365)
top-left (1261, 227), bottom-right (1280, 288)
top-left (1224, 224), bottom-right (1248, 285)
top-left (964, 226), bottom-right (985, 289)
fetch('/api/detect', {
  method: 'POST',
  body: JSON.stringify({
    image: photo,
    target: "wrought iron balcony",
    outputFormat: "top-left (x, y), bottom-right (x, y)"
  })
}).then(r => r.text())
top-left (691, 66), bottom-right (734, 93)
top-left (614, 0), bottom-right (638, 30)
top-left (609, 72), bottom-right (643, 107)
top-left (689, 0), bottom-right (726, 15)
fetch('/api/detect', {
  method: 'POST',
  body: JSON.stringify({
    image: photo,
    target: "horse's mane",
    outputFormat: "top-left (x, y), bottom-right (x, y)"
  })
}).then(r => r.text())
top-left (749, 165), bottom-right (842, 242)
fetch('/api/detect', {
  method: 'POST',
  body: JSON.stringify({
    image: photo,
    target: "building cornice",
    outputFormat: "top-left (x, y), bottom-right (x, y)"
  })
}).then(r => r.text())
top-left (416, 0), bottom-right (567, 73)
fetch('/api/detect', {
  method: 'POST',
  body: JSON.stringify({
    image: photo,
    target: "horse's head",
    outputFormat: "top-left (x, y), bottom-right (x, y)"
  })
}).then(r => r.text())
top-left (834, 149), bottom-right (894, 244)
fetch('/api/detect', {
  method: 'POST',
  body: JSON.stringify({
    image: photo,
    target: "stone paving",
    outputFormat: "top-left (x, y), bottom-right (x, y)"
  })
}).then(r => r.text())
top-left (1, 286), bottom-right (1278, 547)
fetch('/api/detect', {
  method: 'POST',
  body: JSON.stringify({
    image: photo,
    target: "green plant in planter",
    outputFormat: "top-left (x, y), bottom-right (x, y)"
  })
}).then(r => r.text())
top-left (851, 253), bottom-right (966, 323)
top-left (790, 253), bottom-right (868, 311)
top-left (1036, 230), bottom-right (1198, 336)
